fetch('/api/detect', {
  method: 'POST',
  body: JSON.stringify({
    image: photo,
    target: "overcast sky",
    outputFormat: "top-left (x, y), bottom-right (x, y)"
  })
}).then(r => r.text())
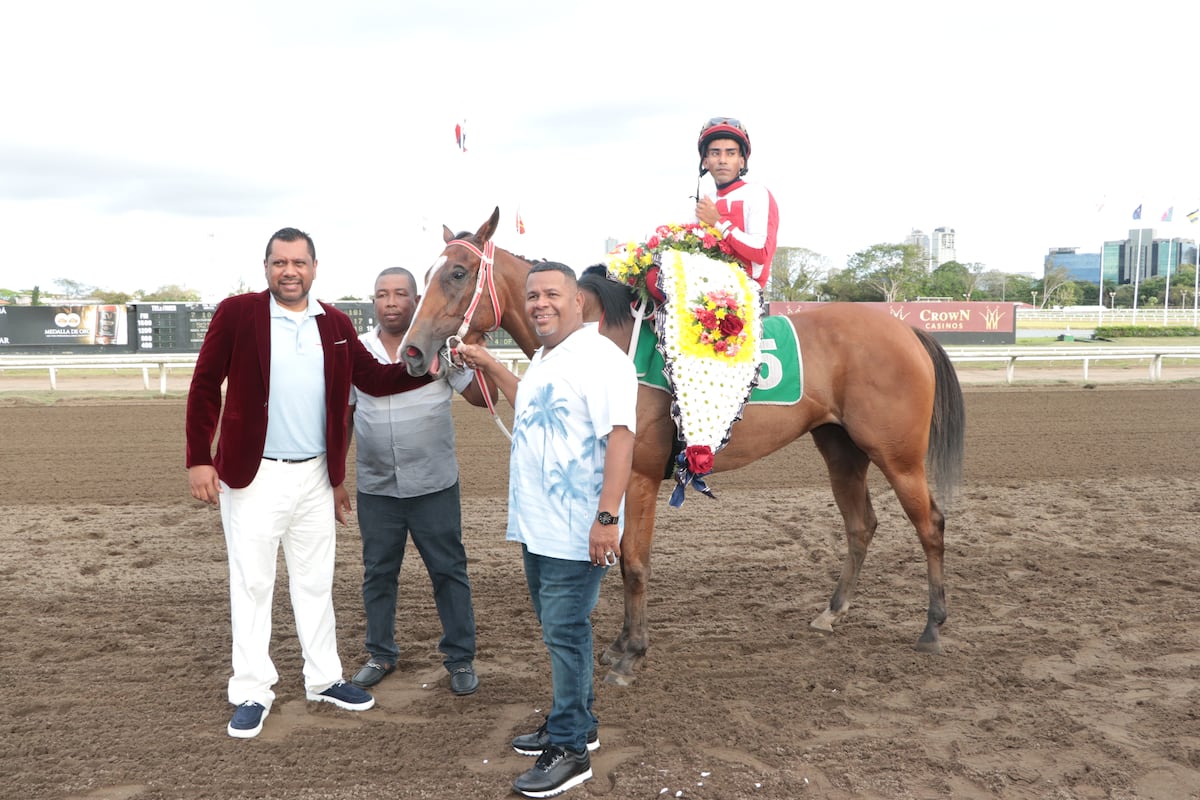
top-left (3, 0), bottom-right (1199, 301)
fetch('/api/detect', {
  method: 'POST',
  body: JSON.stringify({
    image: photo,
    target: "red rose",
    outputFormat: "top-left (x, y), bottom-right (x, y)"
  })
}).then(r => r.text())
top-left (719, 314), bottom-right (744, 337)
top-left (645, 266), bottom-right (665, 302)
top-left (646, 235), bottom-right (661, 249)
top-left (685, 445), bottom-right (714, 475)
top-left (696, 309), bottom-right (718, 328)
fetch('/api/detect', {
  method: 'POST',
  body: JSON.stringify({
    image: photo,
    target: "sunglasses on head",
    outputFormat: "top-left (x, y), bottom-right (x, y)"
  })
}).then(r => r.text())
top-left (704, 116), bottom-right (743, 129)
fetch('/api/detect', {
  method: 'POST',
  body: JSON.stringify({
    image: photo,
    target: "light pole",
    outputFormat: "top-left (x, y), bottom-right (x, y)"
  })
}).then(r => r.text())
top-left (1031, 290), bottom-right (1038, 309)
top-left (1109, 291), bottom-right (1116, 309)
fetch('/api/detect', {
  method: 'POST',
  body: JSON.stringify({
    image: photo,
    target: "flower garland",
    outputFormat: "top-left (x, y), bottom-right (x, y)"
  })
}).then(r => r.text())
top-left (655, 249), bottom-right (762, 506)
top-left (607, 222), bottom-right (738, 306)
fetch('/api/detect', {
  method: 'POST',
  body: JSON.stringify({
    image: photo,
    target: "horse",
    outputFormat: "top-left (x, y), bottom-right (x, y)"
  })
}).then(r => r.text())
top-left (399, 207), bottom-right (966, 686)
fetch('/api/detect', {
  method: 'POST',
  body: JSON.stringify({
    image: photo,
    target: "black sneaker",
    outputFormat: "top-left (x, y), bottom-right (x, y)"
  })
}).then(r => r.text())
top-left (512, 719), bottom-right (600, 756)
top-left (512, 745), bottom-right (592, 798)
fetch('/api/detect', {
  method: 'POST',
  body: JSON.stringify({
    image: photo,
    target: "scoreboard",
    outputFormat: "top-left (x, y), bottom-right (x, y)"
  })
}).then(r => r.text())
top-left (134, 304), bottom-right (218, 351)
top-left (132, 301), bottom-right (374, 352)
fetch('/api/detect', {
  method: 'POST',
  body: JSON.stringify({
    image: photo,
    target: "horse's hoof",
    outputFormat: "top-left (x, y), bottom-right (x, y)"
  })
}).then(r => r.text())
top-left (913, 638), bottom-right (944, 654)
top-left (599, 646), bottom-right (620, 666)
top-left (604, 669), bottom-right (636, 688)
top-left (809, 610), bottom-right (837, 633)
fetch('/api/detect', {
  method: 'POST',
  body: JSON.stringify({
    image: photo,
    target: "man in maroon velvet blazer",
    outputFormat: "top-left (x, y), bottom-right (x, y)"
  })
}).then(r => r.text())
top-left (186, 227), bottom-right (430, 739)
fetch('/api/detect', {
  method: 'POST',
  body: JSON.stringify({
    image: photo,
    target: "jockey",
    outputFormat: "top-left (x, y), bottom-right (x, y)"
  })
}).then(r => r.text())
top-left (693, 117), bottom-right (779, 290)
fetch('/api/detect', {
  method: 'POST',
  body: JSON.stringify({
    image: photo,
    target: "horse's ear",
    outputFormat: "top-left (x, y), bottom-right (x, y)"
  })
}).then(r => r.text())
top-left (476, 207), bottom-right (500, 244)
top-left (442, 225), bottom-right (454, 244)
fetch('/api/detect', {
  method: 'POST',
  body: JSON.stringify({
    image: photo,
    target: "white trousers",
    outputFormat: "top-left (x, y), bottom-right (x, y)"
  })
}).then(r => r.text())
top-left (220, 456), bottom-right (343, 708)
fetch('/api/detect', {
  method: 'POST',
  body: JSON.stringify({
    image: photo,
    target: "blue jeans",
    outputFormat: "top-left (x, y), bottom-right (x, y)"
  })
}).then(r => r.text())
top-left (357, 484), bottom-right (476, 669)
top-left (522, 545), bottom-right (608, 753)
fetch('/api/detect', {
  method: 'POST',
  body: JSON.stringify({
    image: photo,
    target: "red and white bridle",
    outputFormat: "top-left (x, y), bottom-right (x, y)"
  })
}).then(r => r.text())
top-left (443, 238), bottom-right (502, 348)
top-left (441, 237), bottom-right (510, 440)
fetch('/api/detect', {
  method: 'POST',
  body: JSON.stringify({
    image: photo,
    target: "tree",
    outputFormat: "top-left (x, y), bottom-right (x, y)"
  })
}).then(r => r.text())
top-left (228, 278), bottom-right (252, 297)
top-left (54, 278), bottom-right (95, 298)
top-left (31, 285), bottom-right (41, 305)
top-left (136, 285), bottom-right (201, 302)
top-left (918, 260), bottom-right (970, 299)
top-left (832, 243), bottom-right (926, 302)
top-left (1039, 263), bottom-right (1074, 308)
top-left (766, 246), bottom-right (828, 301)
top-left (95, 290), bottom-right (134, 304)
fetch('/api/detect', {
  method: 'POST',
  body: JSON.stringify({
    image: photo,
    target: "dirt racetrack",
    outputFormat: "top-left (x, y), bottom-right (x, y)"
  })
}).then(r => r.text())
top-left (1, 379), bottom-right (1199, 800)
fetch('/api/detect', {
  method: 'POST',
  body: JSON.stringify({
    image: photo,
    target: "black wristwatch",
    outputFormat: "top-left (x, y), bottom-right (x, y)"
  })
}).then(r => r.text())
top-left (596, 511), bottom-right (619, 526)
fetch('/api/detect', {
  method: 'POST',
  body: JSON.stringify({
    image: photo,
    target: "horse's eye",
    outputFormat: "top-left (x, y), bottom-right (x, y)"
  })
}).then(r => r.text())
top-left (451, 268), bottom-right (467, 281)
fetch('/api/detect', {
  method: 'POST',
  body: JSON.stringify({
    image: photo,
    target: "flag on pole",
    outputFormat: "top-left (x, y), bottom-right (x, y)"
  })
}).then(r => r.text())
top-left (1132, 204), bottom-right (1142, 220)
top-left (516, 209), bottom-right (526, 235)
top-left (454, 120), bottom-right (467, 153)
top-left (1161, 207), bottom-right (1173, 222)
top-left (1188, 208), bottom-right (1199, 224)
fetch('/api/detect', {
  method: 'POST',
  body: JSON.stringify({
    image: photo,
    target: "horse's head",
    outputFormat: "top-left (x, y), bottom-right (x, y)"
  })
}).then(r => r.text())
top-left (399, 208), bottom-right (504, 377)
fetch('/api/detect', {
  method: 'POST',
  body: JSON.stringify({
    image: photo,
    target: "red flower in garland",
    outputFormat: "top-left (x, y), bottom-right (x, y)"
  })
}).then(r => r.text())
top-left (685, 444), bottom-right (714, 474)
top-left (695, 308), bottom-right (719, 329)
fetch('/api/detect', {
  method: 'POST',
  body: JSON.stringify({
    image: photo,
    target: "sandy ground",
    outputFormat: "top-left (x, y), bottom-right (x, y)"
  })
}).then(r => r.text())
top-left (1, 370), bottom-right (1198, 800)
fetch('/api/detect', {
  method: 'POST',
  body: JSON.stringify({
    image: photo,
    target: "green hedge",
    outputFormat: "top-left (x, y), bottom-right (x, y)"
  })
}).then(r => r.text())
top-left (1093, 325), bottom-right (1200, 338)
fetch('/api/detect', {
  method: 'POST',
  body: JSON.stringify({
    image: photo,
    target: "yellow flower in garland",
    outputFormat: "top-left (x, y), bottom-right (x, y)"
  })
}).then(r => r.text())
top-left (607, 222), bottom-right (736, 306)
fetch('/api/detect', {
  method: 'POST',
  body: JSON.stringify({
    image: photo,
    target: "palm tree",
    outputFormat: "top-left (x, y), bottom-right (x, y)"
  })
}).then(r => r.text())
top-left (547, 458), bottom-right (592, 528)
top-left (522, 383), bottom-right (570, 479)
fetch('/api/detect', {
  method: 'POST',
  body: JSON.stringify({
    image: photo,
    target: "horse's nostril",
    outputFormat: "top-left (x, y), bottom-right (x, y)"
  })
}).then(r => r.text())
top-left (405, 346), bottom-right (421, 358)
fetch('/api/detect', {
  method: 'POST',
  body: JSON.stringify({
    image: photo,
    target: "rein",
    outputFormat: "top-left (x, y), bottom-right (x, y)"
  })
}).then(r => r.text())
top-left (443, 238), bottom-right (511, 441)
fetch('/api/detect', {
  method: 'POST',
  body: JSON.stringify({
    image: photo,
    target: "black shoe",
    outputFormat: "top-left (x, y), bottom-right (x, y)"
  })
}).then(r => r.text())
top-left (512, 719), bottom-right (600, 756)
top-left (512, 745), bottom-right (592, 798)
top-left (449, 663), bottom-right (479, 696)
top-left (350, 658), bottom-right (394, 688)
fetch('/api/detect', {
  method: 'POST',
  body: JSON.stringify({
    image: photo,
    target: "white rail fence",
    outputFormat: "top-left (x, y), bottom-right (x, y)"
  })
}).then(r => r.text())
top-left (0, 350), bottom-right (531, 395)
top-left (2, 346), bottom-right (1199, 393)
top-left (943, 346), bottom-right (1200, 384)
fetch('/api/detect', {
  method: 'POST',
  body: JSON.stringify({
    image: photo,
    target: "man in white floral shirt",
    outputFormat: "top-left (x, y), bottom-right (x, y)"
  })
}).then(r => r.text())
top-left (455, 262), bottom-right (636, 799)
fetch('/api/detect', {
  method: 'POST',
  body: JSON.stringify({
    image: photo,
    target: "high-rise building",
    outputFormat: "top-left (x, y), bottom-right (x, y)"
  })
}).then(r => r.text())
top-left (1100, 229), bottom-right (1196, 285)
top-left (1045, 247), bottom-right (1101, 284)
top-left (931, 227), bottom-right (956, 268)
top-left (905, 229), bottom-right (930, 268)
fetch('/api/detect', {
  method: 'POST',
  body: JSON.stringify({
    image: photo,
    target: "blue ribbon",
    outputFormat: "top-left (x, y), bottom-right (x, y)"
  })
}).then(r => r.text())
top-left (668, 453), bottom-right (717, 508)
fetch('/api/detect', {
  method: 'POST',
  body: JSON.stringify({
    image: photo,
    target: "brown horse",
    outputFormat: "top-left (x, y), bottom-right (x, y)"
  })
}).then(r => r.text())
top-left (400, 208), bottom-right (966, 686)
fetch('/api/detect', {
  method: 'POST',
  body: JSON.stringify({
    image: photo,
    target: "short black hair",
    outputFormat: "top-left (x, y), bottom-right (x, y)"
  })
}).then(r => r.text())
top-left (528, 261), bottom-right (577, 286)
top-left (266, 227), bottom-right (316, 261)
top-left (375, 267), bottom-right (417, 294)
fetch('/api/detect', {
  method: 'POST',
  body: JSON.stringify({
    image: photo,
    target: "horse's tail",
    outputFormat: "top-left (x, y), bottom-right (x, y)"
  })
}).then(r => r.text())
top-left (578, 264), bottom-right (635, 329)
top-left (914, 328), bottom-right (965, 505)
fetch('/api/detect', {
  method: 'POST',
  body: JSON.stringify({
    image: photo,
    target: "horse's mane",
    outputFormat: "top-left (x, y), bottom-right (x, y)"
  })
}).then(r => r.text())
top-left (449, 230), bottom-right (543, 266)
top-left (446, 236), bottom-right (630, 329)
top-left (578, 264), bottom-right (634, 330)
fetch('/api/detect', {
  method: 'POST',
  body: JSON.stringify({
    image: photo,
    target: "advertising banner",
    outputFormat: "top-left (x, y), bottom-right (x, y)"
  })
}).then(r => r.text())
top-left (766, 301), bottom-right (1016, 345)
top-left (0, 305), bottom-right (129, 347)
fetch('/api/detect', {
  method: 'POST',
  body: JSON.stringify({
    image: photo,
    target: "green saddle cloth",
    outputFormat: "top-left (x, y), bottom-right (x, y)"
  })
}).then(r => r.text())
top-left (635, 314), bottom-right (802, 405)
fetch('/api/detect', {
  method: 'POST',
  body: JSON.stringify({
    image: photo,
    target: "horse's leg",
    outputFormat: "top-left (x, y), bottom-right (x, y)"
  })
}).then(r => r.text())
top-left (808, 424), bottom-right (877, 634)
top-left (601, 469), bottom-right (660, 686)
top-left (878, 465), bottom-right (947, 653)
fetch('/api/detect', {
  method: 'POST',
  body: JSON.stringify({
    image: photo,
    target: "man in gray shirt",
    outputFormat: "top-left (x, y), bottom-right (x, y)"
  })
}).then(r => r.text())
top-left (347, 267), bottom-right (492, 695)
